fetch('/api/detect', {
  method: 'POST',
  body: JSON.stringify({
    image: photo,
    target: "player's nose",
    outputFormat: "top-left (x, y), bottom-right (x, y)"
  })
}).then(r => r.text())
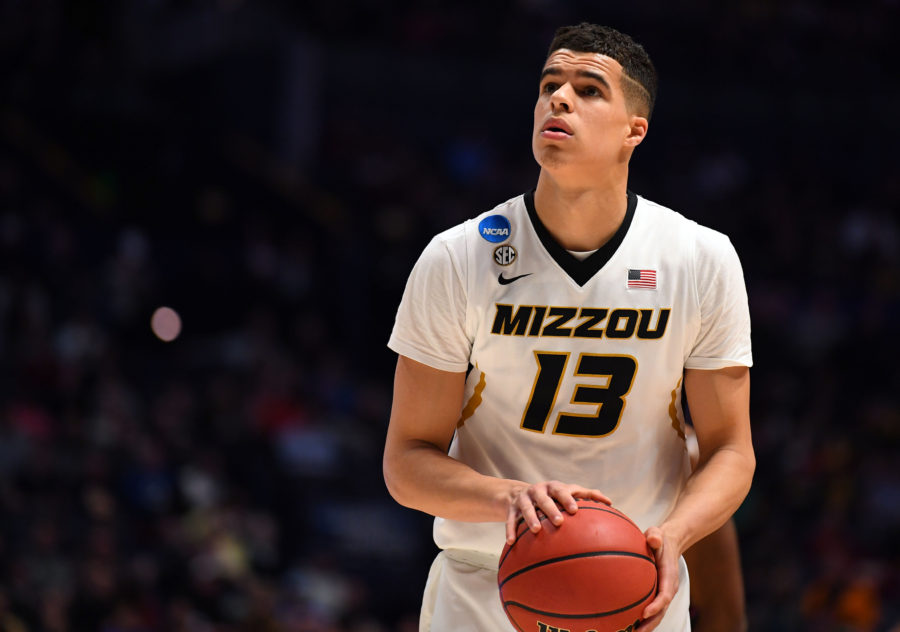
top-left (550, 82), bottom-right (574, 113)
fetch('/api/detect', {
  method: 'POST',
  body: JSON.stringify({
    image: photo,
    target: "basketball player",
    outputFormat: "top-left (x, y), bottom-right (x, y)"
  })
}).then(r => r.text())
top-left (383, 23), bottom-right (755, 632)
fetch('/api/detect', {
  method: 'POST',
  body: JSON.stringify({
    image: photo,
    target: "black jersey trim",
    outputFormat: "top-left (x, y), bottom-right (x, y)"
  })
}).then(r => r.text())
top-left (524, 189), bottom-right (637, 287)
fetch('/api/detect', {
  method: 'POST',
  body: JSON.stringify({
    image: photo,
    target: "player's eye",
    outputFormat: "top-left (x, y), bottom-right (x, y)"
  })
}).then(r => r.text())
top-left (542, 82), bottom-right (559, 94)
top-left (581, 85), bottom-right (601, 97)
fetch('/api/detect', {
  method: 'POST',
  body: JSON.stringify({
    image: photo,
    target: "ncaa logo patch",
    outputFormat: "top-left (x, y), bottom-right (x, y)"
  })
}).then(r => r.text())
top-left (493, 245), bottom-right (517, 266)
top-left (478, 215), bottom-right (511, 243)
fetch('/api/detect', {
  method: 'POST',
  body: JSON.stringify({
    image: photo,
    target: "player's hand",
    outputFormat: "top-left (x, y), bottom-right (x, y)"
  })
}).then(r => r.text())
top-left (505, 481), bottom-right (610, 544)
top-left (640, 526), bottom-right (681, 630)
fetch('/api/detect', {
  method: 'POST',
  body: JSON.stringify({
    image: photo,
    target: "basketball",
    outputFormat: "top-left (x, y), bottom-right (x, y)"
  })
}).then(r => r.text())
top-left (497, 500), bottom-right (657, 632)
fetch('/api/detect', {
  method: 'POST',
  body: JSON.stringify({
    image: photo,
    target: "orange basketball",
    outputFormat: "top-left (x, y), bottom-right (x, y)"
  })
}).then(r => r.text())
top-left (497, 499), bottom-right (657, 632)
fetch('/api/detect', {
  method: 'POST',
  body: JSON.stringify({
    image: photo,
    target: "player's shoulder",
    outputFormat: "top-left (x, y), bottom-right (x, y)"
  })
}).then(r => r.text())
top-left (415, 194), bottom-right (525, 273)
top-left (635, 194), bottom-right (737, 259)
top-left (430, 193), bottom-right (526, 249)
top-left (634, 194), bottom-right (697, 233)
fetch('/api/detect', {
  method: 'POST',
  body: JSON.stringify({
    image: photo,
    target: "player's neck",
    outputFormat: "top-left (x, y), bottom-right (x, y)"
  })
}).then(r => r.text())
top-left (533, 171), bottom-right (630, 251)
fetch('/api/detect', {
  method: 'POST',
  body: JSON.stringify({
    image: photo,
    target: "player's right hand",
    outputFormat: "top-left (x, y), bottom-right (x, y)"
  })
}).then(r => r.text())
top-left (505, 481), bottom-right (611, 544)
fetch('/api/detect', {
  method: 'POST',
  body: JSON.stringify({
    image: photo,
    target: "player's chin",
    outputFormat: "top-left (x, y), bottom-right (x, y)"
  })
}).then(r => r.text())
top-left (533, 144), bottom-right (571, 169)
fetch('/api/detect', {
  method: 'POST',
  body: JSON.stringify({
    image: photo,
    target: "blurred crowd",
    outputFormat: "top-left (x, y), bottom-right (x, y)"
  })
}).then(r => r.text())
top-left (1, 1), bottom-right (899, 631)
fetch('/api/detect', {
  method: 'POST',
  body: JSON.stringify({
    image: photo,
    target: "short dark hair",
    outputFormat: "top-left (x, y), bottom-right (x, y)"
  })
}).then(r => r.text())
top-left (547, 23), bottom-right (658, 121)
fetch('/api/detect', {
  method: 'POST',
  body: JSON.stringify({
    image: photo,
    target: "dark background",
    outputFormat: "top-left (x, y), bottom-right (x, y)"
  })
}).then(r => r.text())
top-left (1, 1), bottom-right (898, 631)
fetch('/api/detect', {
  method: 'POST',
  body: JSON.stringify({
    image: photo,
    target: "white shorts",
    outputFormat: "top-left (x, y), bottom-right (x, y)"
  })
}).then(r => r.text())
top-left (419, 549), bottom-right (691, 632)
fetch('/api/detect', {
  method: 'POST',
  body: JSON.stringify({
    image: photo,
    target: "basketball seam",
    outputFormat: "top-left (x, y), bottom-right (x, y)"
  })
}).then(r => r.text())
top-left (498, 550), bottom-right (655, 589)
top-left (577, 505), bottom-right (643, 531)
top-left (499, 503), bottom-right (639, 572)
top-left (500, 601), bottom-right (527, 632)
top-left (500, 513), bottom-right (551, 569)
top-left (502, 579), bottom-right (657, 619)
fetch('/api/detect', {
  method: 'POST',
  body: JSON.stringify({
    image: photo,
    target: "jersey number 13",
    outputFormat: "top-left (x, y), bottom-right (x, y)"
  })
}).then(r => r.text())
top-left (521, 352), bottom-right (637, 437)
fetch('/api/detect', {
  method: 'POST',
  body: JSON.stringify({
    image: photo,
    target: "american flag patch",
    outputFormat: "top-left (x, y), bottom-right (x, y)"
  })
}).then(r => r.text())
top-left (627, 269), bottom-right (657, 289)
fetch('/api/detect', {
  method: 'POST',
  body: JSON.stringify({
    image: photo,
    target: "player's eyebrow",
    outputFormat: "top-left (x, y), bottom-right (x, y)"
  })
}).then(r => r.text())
top-left (540, 66), bottom-right (611, 92)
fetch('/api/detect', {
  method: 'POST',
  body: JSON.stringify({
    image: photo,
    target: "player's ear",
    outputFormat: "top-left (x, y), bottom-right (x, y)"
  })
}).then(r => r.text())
top-left (624, 115), bottom-right (648, 147)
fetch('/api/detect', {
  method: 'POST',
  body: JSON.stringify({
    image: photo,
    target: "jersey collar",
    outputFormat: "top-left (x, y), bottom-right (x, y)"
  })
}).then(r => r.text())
top-left (524, 189), bottom-right (638, 287)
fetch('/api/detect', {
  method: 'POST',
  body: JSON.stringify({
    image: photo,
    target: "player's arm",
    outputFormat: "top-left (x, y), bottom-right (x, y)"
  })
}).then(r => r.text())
top-left (641, 365), bottom-right (754, 629)
top-left (383, 355), bottom-right (609, 543)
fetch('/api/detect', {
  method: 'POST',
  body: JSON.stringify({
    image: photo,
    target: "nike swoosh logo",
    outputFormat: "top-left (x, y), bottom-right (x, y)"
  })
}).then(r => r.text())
top-left (498, 273), bottom-right (532, 285)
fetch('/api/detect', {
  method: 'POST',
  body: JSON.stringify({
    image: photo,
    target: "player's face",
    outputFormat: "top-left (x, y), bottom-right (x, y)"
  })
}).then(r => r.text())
top-left (532, 50), bottom-right (646, 177)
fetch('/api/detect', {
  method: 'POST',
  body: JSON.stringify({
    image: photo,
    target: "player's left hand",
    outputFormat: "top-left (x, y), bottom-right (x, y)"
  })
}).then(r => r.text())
top-left (639, 526), bottom-right (681, 630)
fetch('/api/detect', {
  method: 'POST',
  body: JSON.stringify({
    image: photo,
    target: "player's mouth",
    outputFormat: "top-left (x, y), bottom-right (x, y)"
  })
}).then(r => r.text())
top-left (540, 118), bottom-right (573, 140)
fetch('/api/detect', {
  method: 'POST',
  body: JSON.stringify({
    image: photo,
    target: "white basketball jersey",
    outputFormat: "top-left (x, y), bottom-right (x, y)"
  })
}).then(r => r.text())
top-left (389, 190), bottom-right (752, 559)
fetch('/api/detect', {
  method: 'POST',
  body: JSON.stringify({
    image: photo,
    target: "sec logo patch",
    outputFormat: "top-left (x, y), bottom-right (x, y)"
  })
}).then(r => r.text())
top-left (493, 245), bottom-right (517, 266)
